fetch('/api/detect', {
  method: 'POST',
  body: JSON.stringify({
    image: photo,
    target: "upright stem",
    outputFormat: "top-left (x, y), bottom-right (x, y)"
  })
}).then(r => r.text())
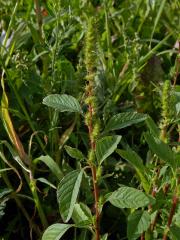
top-left (34, 0), bottom-right (43, 41)
top-left (87, 90), bottom-right (100, 240)
top-left (23, 168), bottom-right (48, 229)
top-left (1, 171), bottom-right (41, 237)
top-left (140, 234), bottom-right (145, 240)
top-left (161, 41), bottom-right (180, 240)
top-left (85, 17), bottom-right (100, 240)
top-left (27, 171), bottom-right (48, 229)
top-left (163, 195), bottom-right (179, 240)
top-left (34, 0), bottom-right (49, 90)
top-left (173, 40), bottom-right (180, 87)
top-left (91, 165), bottom-right (100, 240)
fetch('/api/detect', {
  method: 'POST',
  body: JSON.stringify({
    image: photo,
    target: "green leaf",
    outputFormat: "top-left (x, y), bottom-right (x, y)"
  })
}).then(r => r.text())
top-left (170, 225), bottom-right (180, 240)
top-left (127, 210), bottom-right (151, 240)
top-left (176, 102), bottom-right (180, 115)
top-left (145, 116), bottom-right (160, 138)
top-left (105, 112), bottom-right (147, 132)
top-left (43, 94), bottom-right (82, 114)
top-left (0, 141), bottom-right (30, 173)
top-left (36, 178), bottom-right (56, 189)
top-left (0, 188), bottom-right (12, 220)
top-left (59, 121), bottom-right (76, 149)
top-left (72, 203), bottom-right (92, 227)
top-left (96, 135), bottom-right (121, 165)
top-left (64, 145), bottom-right (85, 160)
top-left (42, 223), bottom-right (73, 240)
top-left (108, 186), bottom-right (151, 209)
top-left (34, 155), bottom-right (63, 181)
top-left (0, 198), bottom-right (8, 220)
top-left (139, 33), bottom-right (171, 67)
top-left (57, 170), bottom-right (83, 222)
top-left (117, 149), bottom-right (150, 193)
top-left (101, 234), bottom-right (108, 240)
top-left (77, 229), bottom-right (89, 240)
top-left (144, 132), bottom-right (175, 169)
top-left (174, 205), bottom-right (180, 227)
top-left (150, 0), bottom-right (167, 43)
top-left (0, 188), bottom-right (12, 199)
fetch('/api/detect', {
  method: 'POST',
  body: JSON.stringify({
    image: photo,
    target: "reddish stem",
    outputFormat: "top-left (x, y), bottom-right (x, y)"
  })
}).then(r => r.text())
top-left (150, 210), bottom-right (161, 231)
top-left (163, 195), bottom-right (179, 240)
top-left (91, 165), bottom-right (100, 240)
top-left (167, 195), bottom-right (178, 228)
top-left (86, 85), bottom-right (100, 240)
top-left (140, 233), bottom-right (145, 240)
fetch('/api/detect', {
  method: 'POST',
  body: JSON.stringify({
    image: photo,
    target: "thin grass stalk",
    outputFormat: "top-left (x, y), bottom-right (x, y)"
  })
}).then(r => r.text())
top-left (1, 167), bottom-right (41, 237)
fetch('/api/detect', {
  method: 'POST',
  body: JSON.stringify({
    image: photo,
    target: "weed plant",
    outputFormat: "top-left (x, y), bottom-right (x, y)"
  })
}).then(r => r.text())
top-left (0, 1), bottom-right (180, 240)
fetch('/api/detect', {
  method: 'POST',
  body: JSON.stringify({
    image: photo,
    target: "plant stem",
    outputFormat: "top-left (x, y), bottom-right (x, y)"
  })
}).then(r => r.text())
top-left (173, 40), bottom-right (180, 87)
top-left (85, 17), bottom-right (100, 240)
top-left (6, 70), bottom-right (47, 153)
top-left (140, 233), bottom-right (145, 240)
top-left (87, 101), bottom-right (100, 240)
top-left (34, 0), bottom-right (49, 91)
top-left (162, 194), bottom-right (178, 240)
top-left (1, 170), bottom-right (41, 237)
top-left (28, 171), bottom-right (48, 229)
top-left (34, 0), bottom-right (43, 41)
top-left (162, 40), bottom-right (180, 240)
top-left (104, 0), bottom-right (113, 71)
top-left (85, 84), bottom-right (100, 240)
top-left (91, 165), bottom-right (100, 240)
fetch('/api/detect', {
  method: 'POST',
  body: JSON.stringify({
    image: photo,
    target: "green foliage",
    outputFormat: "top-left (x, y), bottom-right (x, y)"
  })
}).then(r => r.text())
top-left (42, 223), bottom-right (73, 240)
top-left (96, 135), bottom-right (121, 165)
top-left (0, 0), bottom-right (180, 239)
top-left (72, 203), bottom-right (93, 227)
top-left (108, 186), bottom-right (152, 209)
top-left (57, 170), bottom-right (83, 222)
top-left (0, 188), bottom-right (12, 220)
top-left (117, 149), bottom-right (149, 193)
top-left (127, 210), bottom-right (151, 240)
top-left (105, 112), bottom-right (147, 132)
top-left (34, 155), bottom-right (63, 180)
top-left (64, 145), bottom-right (85, 161)
top-left (144, 132), bottom-right (176, 169)
top-left (43, 94), bottom-right (83, 114)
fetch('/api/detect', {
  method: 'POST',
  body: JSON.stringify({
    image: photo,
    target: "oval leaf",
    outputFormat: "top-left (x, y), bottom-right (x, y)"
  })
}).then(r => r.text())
top-left (57, 170), bottom-right (83, 222)
top-left (108, 186), bottom-right (150, 209)
top-left (96, 135), bottom-right (121, 165)
top-left (65, 145), bottom-right (84, 160)
top-left (105, 112), bottom-right (147, 132)
top-left (43, 94), bottom-right (82, 114)
top-left (127, 210), bottom-right (151, 240)
top-left (42, 223), bottom-right (73, 240)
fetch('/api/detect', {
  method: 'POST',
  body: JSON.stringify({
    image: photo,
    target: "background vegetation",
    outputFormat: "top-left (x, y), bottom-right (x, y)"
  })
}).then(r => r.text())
top-left (0, 0), bottom-right (180, 239)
